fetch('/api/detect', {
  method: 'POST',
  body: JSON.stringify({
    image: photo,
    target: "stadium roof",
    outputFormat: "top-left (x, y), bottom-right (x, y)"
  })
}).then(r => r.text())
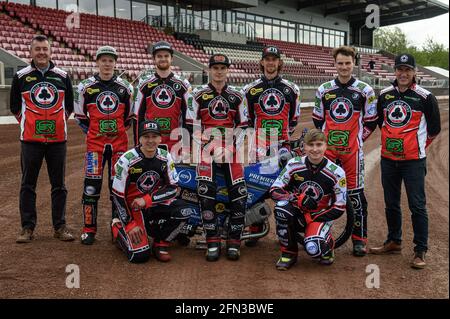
top-left (293, 0), bottom-right (449, 26)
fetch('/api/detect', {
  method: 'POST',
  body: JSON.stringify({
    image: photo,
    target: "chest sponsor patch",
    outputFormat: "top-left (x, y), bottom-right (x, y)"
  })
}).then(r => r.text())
top-left (96, 91), bottom-right (119, 114)
top-left (298, 181), bottom-right (324, 201)
top-left (258, 88), bottom-right (285, 115)
top-left (151, 84), bottom-right (176, 108)
top-left (31, 82), bottom-right (59, 109)
top-left (35, 120), bottom-right (56, 135)
top-left (208, 96), bottom-right (230, 120)
top-left (136, 171), bottom-right (160, 193)
top-left (328, 130), bottom-right (350, 147)
top-left (385, 137), bottom-right (404, 153)
top-left (329, 97), bottom-right (353, 123)
top-left (386, 101), bottom-right (412, 128)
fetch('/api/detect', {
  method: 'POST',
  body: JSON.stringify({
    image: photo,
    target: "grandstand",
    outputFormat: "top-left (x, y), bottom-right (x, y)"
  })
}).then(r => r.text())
top-left (0, 0), bottom-right (448, 90)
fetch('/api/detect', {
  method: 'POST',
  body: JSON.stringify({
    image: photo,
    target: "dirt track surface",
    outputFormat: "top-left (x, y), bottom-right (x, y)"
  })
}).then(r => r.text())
top-left (0, 105), bottom-right (448, 299)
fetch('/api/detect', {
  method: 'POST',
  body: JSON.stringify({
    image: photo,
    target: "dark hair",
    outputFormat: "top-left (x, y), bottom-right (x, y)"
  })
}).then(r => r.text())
top-left (30, 35), bottom-right (49, 49)
top-left (332, 46), bottom-right (356, 61)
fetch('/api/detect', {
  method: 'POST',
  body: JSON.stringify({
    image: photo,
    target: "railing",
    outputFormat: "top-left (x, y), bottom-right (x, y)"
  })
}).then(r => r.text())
top-left (354, 45), bottom-right (380, 54)
top-left (142, 14), bottom-right (255, 40)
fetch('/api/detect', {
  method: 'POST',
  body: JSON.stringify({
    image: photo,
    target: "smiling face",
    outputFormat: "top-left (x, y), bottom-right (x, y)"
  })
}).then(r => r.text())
top-left (304, 140), bottom-right (327, 164)
top-left (153, 50), bottom-right (172, 71)
top-left (395, 65), bottom-right (416, 90)
top-left (30, 39), bottom-right (51, 69)
top-left (335, 53), bottom-right (354, 81)
top-left (139, 132), bottom-right (162, 156)
top-left (261, 55), bottom-right (282, 78)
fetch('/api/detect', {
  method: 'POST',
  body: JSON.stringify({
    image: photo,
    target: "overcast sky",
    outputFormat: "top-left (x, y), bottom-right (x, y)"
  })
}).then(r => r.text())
top-left (384, 0), bottom-right (449, 48)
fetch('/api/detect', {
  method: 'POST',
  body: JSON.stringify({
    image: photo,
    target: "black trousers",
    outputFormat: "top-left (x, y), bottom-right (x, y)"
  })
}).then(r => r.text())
top-left (381, 158), bottom-right (428, 252)
top-left (20, 142), bottom-right (67, 230)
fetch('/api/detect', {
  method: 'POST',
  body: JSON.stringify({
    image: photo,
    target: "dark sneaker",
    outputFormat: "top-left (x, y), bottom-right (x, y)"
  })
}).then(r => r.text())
top-left (80, 232), bottom-right (96, 245)
top-left (206, 242), bottom-right (221, 262)
top-left (320, 249), bottom-right (335, 265)
top-left (226, 243), bottom-right (240, 261)
top-left (245, 237), bottom-right (259, 247)
top-left (353, 240), bottom-right (367, 257)
top-left (152, 243), bottom-right (171, 262)
top-left (411, 251), bottom-right (426, 269)
top-left (176, 233), bottom-right (191, 247)
top-left (54, 226), bottom-right (75, 242)
top-left (275, 252), bottom-right (298, 271)
top-left (369, 241), bottom-right (402, 255)
top-left (16, 228), bottom-right (34, 243)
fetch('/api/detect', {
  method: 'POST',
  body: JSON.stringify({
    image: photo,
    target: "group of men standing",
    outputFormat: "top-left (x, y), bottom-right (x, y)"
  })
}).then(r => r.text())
top-left (10, 34), bottom-right (440, 270)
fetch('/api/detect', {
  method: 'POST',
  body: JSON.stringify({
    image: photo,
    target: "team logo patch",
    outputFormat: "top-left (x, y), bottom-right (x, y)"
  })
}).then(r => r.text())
top-left (328, 130), bottom-right (350, 147)
top-left (208, 96), bottom-right (230, 119)
top-left (151, 84), bottom-right (176, 108)
top-left (329, 97), bottom-right (353, 123)
top-left (386, 101), bottom-right (412, 128)
top-left (386, 138), bottom-right (404, 153)
top-left (35, 120), bottom-right (56, 135)
top-left (261, 119), bottom-right (283, 137)
top-left (352, 93), bottom-right (360, 100)
top-left (30, 82), bottom-right (59, 109)
top-left (136, 171), bottom-right (160, 193)
top-left (99, 119), bottom-right (118, 133)
top-left (96, 91), bottom-right (119, 115)
top-left (298, 181), bottom-right (324, 201)
top-left (258, 89), bottom-right (285, 115)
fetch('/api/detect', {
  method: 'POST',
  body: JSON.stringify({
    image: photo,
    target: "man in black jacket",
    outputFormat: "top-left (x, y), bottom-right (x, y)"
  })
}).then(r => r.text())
top-left (11, 35), bottom-right (74, 243)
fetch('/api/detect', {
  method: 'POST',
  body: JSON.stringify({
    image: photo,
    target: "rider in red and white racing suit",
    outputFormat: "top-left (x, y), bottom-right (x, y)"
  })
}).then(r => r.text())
top-left (74, 46), bottom-right (134, 245)
top-left (186, 54), bottom-right (248, 261)
top-left (270, 129), bottom-right (347, 270)
top-left (241, 45), bottom-right (301, 246)
top-left (313, 46), bottom-right (378, 256)
top-left (111, 120), bottom-right (191, 263)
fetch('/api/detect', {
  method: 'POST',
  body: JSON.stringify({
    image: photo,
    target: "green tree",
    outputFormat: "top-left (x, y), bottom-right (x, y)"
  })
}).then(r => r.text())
top-left (374, 28), bottom-right (449, 70)
top-left (374, 27), bottom-right (409, 54)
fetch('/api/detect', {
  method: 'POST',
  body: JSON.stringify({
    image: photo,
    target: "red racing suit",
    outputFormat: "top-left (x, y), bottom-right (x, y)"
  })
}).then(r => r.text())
top-left (186, 83), bottom-right (248, 244)
top-left (242, 75), bottom-right (301, 158)
top-left (242, 75), bottom-right (301, 237)
top-left (111, 147), bottom-right (191, 263)
top-left (9, 60), bottom-right (73, 143)
top-left (74, 74), bottom-right (134, 234)
top-left (377, 80), bottom-right (441, 161)
top-left (134, 72), bottom-right (192, 153)
top-left (313, 77), bottom-right (377, 243)
top-left (270, 156), bottom-right (347, 258)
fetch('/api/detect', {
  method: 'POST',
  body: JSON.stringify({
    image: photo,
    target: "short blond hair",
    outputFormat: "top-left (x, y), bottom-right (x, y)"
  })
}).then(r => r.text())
top-left (304, 128), bottom-right (327, 144)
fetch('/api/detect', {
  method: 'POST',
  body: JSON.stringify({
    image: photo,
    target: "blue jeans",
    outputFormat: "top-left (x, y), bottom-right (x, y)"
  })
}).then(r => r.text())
top-left (380, 158), bottom-right (428, 252)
